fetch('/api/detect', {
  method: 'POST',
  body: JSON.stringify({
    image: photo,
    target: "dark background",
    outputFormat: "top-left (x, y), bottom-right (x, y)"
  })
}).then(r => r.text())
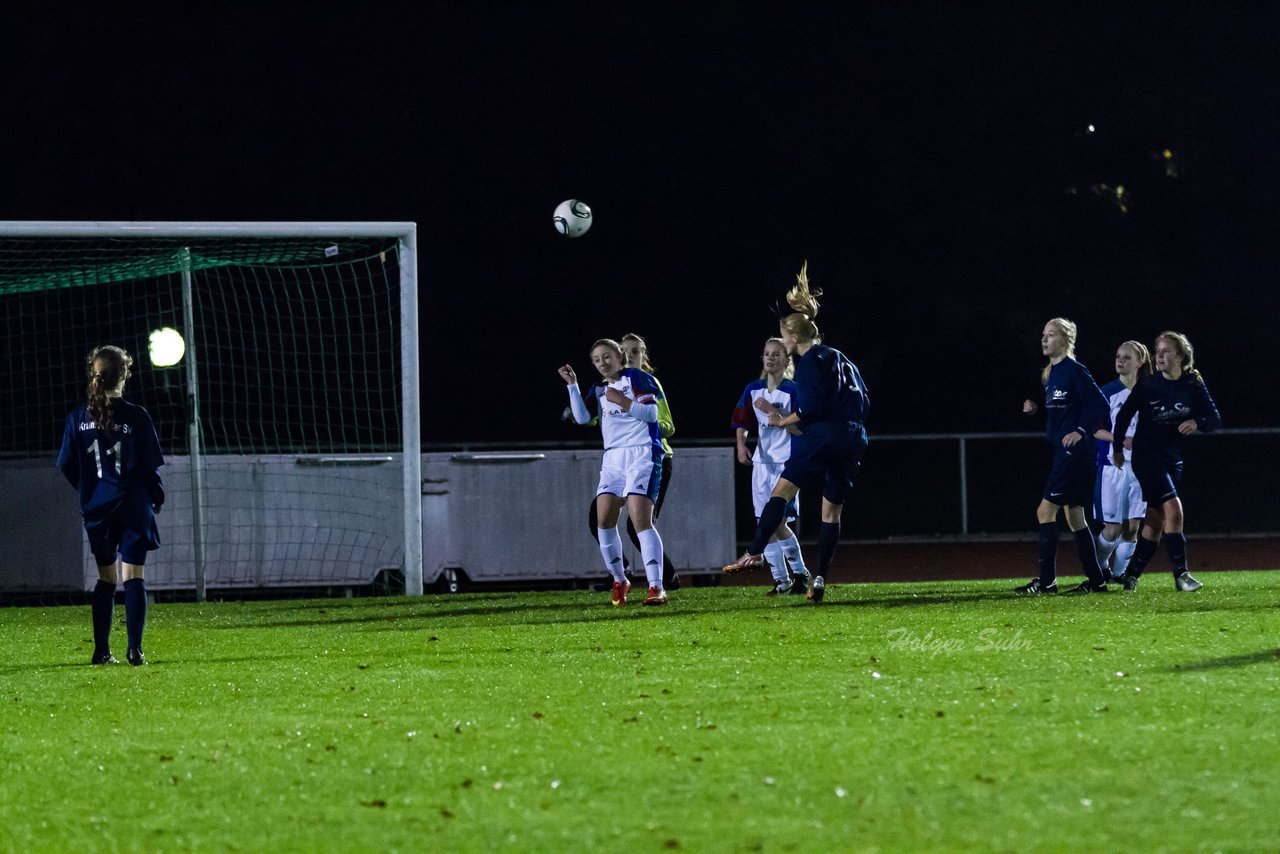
top-left (3, 4), bottom-right (1276, 446)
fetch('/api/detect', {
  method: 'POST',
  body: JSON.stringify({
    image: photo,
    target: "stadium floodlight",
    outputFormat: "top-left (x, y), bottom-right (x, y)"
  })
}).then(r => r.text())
top-left (0, 221), bottom-right (422, 601)
top-left (149, 326), bottom-right (186, 367)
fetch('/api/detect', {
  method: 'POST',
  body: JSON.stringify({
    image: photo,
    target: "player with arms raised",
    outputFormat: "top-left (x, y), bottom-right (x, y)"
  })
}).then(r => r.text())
top-left (57, 345), bottom-right (164, 666)
top-left (560, 339), bottom-right (671, 606)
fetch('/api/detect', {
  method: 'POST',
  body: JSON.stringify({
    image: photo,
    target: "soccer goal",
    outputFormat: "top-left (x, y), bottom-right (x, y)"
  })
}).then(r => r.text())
top-left (0, 222), bottom-right (422, 599)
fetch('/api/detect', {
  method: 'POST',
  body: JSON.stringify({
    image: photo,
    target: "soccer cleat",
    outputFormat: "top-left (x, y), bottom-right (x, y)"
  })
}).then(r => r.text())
top-left (126, 648), bottom-right (147, 667)
top-left (642, 586), bottom-right (668, 606)
top-left (1061, 580), bottom-right (1108, 595)
top-left (1013, 578), bottom-right (1058, 595)
top-left (91, 651), bottom-right (119, 665)
top-left (1175, 572), bottom-right (1203, 592)
top-left (611, 579), bottom-right (631, 606)
top-left (1121, 575), bottom-right (1140, 591)
top-left (765, 580), bottom-right (790, 597)
top-left (722, 553), bottom-right (765, 574)
top-left (788, 574), bottom-right (810, 595)
top-left (806, 575), bottom-right (825, 603)
top-left (665, 572), bottom-right (681, 591)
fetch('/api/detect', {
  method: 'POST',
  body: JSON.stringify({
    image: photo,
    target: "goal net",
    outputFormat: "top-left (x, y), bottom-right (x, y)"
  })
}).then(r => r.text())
top-left (0, 222), bottom-right (421, 598)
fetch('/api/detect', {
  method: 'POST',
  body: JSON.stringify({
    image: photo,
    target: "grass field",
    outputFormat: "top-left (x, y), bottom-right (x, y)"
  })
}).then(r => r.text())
top-left (2, 571), bottom-right (1277, 852)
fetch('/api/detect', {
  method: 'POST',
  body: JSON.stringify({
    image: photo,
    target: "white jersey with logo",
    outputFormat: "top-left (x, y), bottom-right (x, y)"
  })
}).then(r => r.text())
top-left (731, 378), bottom-right (798, 465)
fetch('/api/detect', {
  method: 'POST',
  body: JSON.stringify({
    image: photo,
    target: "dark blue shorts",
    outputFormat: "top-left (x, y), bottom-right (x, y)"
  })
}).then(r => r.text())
top-left (1042, 444), bottom-right (1095, 508)
top-left (85, 501), bottom-right (160, 566)
top-left (1132, 454), bottom-right (1182, 505)
top-left (780, 424), bottom-right (866, 506)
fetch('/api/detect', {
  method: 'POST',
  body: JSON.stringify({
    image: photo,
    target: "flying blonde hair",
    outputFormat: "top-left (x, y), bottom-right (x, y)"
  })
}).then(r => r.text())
top-left (780, 261), bottom-right (822, 345)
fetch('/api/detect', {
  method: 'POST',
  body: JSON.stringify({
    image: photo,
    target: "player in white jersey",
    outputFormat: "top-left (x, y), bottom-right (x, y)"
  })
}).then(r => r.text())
top-left (1093, 341), bottom-right (1153, 581)
top-left (732, 337), bottom-right (810, 595)
top-left (559, 338), bottom-right (671, 606)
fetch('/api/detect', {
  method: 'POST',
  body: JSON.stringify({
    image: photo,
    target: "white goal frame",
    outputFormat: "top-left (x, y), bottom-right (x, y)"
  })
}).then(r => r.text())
top-left (0, 221), bottom-right (423, 598)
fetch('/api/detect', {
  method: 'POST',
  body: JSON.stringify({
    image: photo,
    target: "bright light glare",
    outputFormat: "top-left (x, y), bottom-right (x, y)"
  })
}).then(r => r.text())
top-left (149, 327), bottom-right (186, 367)
top-left (1087, 124), bottom-right (1096, 133)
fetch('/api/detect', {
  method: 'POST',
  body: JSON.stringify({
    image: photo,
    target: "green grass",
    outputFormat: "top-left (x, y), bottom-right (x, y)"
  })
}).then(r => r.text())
top-left (2, 572), bottom-right (1278, 852)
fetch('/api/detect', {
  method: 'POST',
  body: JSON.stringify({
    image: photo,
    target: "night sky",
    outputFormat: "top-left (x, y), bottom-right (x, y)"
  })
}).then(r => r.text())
top-left (3, 5), bottom-right (1277, 445)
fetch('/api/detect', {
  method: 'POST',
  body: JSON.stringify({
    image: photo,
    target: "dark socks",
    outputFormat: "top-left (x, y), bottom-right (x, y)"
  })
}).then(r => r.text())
top-left (1072, 527), bottom-right (1105, 586)
top-left (1126, 536), bottom-right (1160, 578)
top-left (1037, 522), bottom-right (1058, 585)
top-left (92, 580), bottom-right (115, 655)
top-left (123, 578), bottom-right (147, 652)
top-left (750, 497), bottom-right (788, 556)
top-left (1164, 532), bottom-right (1188, 577)
top-left (816, 522), bottom-right (841, 577)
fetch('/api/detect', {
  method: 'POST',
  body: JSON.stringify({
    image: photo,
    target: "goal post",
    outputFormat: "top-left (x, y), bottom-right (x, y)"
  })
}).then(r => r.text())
top-left (0, 221), bottom-right (423, 598)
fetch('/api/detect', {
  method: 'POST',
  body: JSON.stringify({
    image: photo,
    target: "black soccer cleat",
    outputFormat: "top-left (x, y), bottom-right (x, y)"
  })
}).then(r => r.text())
top-left (788, 574), bottom-right (810, 595)
top-left (126, 648), bottom-right (147, 667)
top-left (1121, 575), bottom-right (1140, 592)
top-left (1014, 578), bottom-right (1058, 595)
top-left (664, 572), bottom-right (681, 592)
top-left (1061, 580), bottom-right (1109, 595)
top-left (806, 575), bottom-right (825, 604)
top-left (91, 651), bottom-right (119, 665)
top-left (1175, 572), bottom-right (1203, 592)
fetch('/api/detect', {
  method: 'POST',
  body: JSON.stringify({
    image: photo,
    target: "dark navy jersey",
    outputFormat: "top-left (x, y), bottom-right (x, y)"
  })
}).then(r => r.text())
top-left (1041, 358), bottom-right (1108, 446)
top-left (57, 399), bottom-right (165, 520)
top-left (793, 344), bottom-right (870, 426)
top-left (1114, 373), bottom-right (1221, 462)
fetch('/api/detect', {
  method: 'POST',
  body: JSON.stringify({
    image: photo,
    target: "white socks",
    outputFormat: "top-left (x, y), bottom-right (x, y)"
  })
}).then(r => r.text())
top-left (765, 542), bottom-right (788, 583)
top-left (1096, 533), bottom-right (1119, 572)
top-left (778, 534), bottom-right (808, 577)
top-left (637, 528), bottom-right (664, 589)
top-left (1113, 539), bottom-right (1137, 576)
top-left (598, 526), bottom-right (627, 584)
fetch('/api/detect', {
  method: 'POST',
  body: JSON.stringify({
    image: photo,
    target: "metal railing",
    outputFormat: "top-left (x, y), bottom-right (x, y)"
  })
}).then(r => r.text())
top-left (426, 428), bottom-right (1280, 540)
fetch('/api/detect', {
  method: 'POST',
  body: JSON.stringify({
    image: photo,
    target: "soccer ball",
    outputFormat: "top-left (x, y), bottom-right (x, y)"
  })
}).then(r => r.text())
top-left (553, 199), bottom-right (592, 238)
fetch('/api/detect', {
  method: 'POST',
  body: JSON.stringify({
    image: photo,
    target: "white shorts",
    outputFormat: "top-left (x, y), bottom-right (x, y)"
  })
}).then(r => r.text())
top-left (597, 445), bottom-right (662, 502)
top-left (751, 461), bottom-right (799, 520)
top-left (1100, 463), bottom-right (1146, 523)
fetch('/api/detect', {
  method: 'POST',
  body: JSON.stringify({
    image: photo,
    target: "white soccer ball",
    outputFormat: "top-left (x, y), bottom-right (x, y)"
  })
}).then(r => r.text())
top-left (553, 199), bottom-right (592, 238)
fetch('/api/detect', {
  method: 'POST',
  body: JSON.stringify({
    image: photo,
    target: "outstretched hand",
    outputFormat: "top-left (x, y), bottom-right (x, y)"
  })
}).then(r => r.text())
top-left (557, 365), bottom-right (577, 385)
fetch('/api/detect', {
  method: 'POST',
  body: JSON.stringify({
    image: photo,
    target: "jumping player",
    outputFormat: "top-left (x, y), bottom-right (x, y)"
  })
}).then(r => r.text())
top-left (1094, 341), bottom-right (1153, 581)
top-left (578, 334), bottom-right (679, 591)
top-left (731, 337), bottom-right (810, 595)
top-left (1112, 331), bottom-right (1221, 591)
top-left (56, 345), bottom-right (164, 666)
top-left (1015, 318), bottom-right (1111, 595)
top-left (724, 263), bottom-right (869, 605)
top-left (559, 339), bottom-right (671, 606)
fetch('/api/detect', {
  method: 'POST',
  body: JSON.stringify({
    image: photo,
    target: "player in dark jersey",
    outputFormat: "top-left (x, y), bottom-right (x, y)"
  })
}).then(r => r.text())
top-left (1015, 318), bottom-right (1111, 595)
top-left (1112, 331), bottom-right (1221, 591)
top-left (56, 345), bottom-right (164, 666)
top-left (724, 263), bottom-right (869, 604)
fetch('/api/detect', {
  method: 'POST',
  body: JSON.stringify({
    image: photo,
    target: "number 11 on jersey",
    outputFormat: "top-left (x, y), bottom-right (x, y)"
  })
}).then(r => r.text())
top-left (87, 439), bottom-right (121, 478)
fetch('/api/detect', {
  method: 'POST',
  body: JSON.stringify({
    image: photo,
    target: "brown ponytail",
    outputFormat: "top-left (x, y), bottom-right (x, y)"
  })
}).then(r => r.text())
top-left (86, 345), bottom-right (132, 432)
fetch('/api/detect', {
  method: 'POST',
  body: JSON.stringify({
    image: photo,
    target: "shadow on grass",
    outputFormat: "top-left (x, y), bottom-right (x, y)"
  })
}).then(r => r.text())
top-left (1171, 648), bottom-right (1280, 672)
